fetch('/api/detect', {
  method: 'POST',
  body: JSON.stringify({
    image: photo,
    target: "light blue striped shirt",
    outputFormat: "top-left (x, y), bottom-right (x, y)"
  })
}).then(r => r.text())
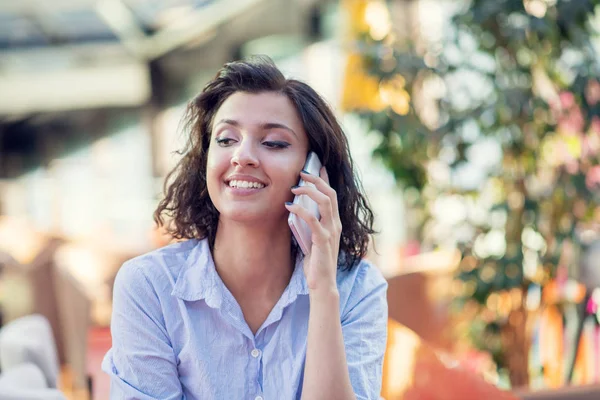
top-left (102, 238), bottom-right (388, 399)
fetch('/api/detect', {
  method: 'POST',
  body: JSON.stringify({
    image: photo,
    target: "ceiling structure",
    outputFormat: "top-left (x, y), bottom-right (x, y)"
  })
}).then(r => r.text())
top-left (0, 0), bottom-right (216, 51)
top-left (0, 0), bottom-right (319, 116)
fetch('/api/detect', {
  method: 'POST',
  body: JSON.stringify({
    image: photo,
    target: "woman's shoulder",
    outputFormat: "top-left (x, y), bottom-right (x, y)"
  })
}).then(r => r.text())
top-left (114, 239), bottom-right (204, 292)
top-left (336, 257), bottom-right (388, 301)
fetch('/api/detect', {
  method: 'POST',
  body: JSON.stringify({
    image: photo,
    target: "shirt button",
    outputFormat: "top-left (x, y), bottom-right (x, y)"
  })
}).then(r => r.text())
top-left (251, 348), bottom-right (261, 358)
top-left (255, 396), bottom-right (263, 400)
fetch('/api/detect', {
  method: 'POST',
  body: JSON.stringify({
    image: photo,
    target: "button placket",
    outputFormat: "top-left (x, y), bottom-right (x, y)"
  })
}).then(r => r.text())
top-left (248, 340), bottom-right (263, 397)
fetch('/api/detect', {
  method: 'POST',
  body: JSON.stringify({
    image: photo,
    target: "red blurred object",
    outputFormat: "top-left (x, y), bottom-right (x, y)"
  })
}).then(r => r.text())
top-left (401, 240), bottom-right (421, 259)
top-left (403, 349), bottom-right (518, 400)
top-left (87, 327), bottom-right (112, 400)
top-left (382, 319), bottom-right (518, 400)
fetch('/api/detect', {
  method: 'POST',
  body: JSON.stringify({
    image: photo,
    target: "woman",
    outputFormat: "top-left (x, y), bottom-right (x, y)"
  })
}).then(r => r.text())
top-left (102, 56), bottom-right (388, 400)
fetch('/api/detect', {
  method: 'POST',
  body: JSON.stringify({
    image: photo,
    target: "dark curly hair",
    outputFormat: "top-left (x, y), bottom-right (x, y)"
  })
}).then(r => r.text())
top-left (154, 55), bottom-right (375, 269)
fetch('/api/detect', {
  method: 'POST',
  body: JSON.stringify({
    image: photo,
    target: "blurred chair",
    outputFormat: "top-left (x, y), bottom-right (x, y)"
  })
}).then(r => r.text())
top-left (0, 363), bottom-right (66, 400)
top-left (0, 250), bottom-right (22, 329)
top-left (26, 238), bottom-right (66, 364)
top-left (53, 264), bottom-right (92, 391)
top-left (382, 250), bottom-right (456, 398)
top-left (0, 237), bottom-right (66, 364)
top-left (382, 249), bottom-right (521, 399)
top-left (0, 314), bottom-right (60, 388)
top-left (381, 318), bottom-right (517, 400)
top-left (385, 249), bottom-right (461, 349)
top-left (0, 235), bottom-right (97, 394)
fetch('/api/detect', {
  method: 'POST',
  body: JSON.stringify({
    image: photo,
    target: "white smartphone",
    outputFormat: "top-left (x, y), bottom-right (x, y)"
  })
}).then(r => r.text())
top-left (288, 152), bottom-right (322, 256)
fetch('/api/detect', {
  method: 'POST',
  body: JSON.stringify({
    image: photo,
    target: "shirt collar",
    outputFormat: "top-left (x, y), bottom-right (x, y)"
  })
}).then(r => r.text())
top-left (171, 239), bottom-right (223, 307)
top-left (279, 254), bottom-right (309, 305)
top-left (171, 239), bottom-right (308, 307)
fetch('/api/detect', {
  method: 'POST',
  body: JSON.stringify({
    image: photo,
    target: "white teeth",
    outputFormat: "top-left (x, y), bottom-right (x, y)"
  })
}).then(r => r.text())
top-left (228, 180), bottom-right (265, 189)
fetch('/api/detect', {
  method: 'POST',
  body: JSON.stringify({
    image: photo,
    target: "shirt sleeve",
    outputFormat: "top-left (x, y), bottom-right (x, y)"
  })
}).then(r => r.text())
top-left (101, 260), bottom-right (184, 400)
top-left (341, 262), bottom-right (388, 400)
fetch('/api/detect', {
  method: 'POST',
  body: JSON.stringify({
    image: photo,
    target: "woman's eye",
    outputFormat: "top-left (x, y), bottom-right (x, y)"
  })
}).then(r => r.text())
top-left (216, 138), bottom-right (234, 147)
top-left (263, 141), bottom-right (290, 149)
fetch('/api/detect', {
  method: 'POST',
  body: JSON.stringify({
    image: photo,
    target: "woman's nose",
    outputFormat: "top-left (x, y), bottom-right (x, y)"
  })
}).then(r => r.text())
top-left (231, 140), bottom-right (259, 167)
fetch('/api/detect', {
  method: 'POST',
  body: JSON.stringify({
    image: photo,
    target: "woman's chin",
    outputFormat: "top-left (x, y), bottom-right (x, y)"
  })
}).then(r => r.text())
top-left (220, 207), bottom-right (283, 225)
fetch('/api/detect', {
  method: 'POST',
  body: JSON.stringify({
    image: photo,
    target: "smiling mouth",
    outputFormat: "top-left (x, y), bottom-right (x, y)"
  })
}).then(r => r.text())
top-left (227, 180), bottom-right (266, 189)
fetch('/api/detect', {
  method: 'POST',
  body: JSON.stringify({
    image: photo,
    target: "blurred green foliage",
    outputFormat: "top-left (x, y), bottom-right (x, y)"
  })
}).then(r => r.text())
top-left (356, 0), bottom-right (600, 387)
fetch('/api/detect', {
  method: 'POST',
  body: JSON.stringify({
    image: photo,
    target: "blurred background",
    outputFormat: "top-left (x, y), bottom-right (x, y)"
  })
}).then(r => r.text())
top-left (0, 0), bottom-right (599, 399)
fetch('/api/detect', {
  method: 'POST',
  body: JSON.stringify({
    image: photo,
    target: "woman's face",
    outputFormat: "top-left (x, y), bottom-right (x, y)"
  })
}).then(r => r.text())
top-left (206, 91), bottom-right (310, 224)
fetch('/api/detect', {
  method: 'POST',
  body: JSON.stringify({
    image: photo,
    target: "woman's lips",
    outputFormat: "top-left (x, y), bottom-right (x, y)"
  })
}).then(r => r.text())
top-left (225, 182), bottom-right (266, 196)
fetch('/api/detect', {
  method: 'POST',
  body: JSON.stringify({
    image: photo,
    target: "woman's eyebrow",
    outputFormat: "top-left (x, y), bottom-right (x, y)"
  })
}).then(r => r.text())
top-left (260, 122), bottom-right (298, 138)
top-left (215, 119), bottom-right (297, 138)
top-left (215, 118), bottom-right (240, 128)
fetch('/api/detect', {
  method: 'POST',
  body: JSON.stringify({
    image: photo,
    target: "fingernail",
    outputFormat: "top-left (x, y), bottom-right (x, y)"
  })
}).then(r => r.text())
top-left (285, 201), bottom-right (293, 206)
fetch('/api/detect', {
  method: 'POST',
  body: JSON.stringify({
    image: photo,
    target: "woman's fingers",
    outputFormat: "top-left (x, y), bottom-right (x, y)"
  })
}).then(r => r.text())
top-left (286, 166), bottom-right (342, 247)
top-left (290, 185), bottom-right (336, 229)
top-left (300, 169), bottom-right (339, 212)
top-left (285, 201), bottom-right (328, 241)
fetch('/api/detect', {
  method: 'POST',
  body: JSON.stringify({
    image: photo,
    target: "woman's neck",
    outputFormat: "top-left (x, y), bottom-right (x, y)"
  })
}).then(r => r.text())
top-left (211, 219), bottom-right (295, 300)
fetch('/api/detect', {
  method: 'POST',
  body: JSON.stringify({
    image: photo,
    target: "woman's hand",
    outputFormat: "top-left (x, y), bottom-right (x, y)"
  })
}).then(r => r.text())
top-left (285, 167), bottom-right (342, 293)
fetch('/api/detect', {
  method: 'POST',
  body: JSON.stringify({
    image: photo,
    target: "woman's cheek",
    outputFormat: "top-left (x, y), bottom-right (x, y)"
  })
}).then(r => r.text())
top-left (206, 152), bottom-right (226, 173)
